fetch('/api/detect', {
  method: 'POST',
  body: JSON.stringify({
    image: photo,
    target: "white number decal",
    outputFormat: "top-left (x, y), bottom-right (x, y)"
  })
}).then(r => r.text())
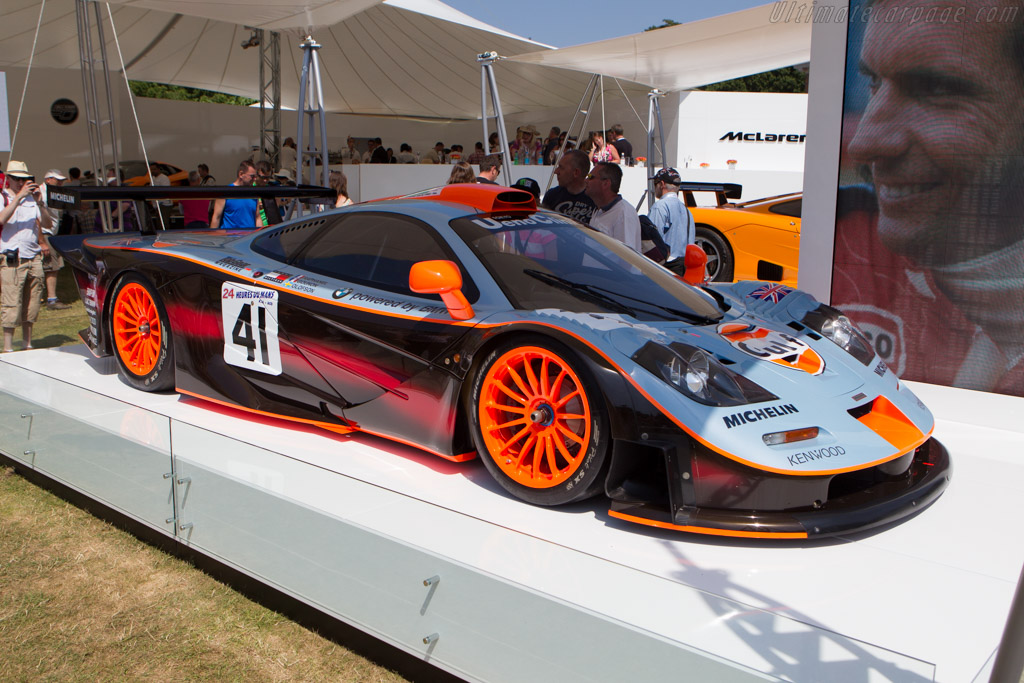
top-left (221, 283), bottom-right (282, 375)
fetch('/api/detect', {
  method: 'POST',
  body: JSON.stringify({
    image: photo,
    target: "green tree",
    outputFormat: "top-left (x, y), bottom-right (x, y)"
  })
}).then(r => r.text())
top-left (699, 66), bottom-right (808, 93)
top-left (128, 81), bottom-right (256, 106)
top-left (645, 18), bottom-right (681, 31)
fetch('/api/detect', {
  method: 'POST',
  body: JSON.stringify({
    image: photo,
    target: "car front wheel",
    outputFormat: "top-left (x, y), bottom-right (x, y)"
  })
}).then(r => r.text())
top-left (469, 337), bottom-right (610, 506)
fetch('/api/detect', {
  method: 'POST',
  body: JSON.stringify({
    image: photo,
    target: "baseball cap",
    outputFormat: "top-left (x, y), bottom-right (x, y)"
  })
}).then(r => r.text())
top-left (653, 167), bottom-right (681, 185)
top-left (514, 177), bottom-right (541, 201)
top-left (274, 168), bottom-right (295, 182)
top-left (44, 169), bottom-right (67, 180)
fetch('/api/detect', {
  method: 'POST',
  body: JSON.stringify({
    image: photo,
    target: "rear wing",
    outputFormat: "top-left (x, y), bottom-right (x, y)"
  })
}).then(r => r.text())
top-left (676, 182), bottom-right (742, 208)
top-left (635, 181), bottom-right (742, 212)
top-left (47, 184), bottom-right (336, 232)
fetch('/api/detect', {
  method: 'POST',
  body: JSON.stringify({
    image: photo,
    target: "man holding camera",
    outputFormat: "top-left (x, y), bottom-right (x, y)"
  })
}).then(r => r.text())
top-left (0, 161), bottom-right (53, 352)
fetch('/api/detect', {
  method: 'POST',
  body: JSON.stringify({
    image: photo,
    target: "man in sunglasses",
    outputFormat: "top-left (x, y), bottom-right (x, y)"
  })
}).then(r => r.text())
top-left (585, 161), bottom-right (641, 252)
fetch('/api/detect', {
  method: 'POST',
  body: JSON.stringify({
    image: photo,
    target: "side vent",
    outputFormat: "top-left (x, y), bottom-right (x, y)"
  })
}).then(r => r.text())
top-left (757, 261), bottom-right (784, 281)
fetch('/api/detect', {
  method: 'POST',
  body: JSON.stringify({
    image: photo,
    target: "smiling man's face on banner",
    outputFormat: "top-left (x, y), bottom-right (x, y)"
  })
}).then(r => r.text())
top-left (849, 0), bottom-right (1024, 266)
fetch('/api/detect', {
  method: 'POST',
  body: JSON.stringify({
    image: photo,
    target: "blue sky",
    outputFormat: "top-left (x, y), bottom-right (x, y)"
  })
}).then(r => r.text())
top-left (441, 0), bottom-right (774, 48)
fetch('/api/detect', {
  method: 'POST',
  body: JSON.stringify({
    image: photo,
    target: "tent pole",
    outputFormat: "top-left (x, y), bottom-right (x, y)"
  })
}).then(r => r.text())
top-left (543, 74), bottom-right (599, 193)
top-left (76, 0), bottom-right (120, 232)
top-left (645, 89), bottom-right (666, 212)
top-left (480, 61), bottom-right (489, 160)
top-left (478, 52), bottom-right (513, 186)
top-left (294, 37), bottom-right (329, 218)
top-left (258, 29), bottom-right (282, 171)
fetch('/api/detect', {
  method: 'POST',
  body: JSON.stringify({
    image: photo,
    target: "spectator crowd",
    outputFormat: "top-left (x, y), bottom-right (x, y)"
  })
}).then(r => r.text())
top-left (0, 120), bottom-right (694, 352)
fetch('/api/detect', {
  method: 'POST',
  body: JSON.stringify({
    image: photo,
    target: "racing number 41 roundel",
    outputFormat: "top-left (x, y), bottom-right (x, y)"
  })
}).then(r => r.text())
top-left (222, 283), bottom-right (282, 375)
top-left (718, 322), bottom-right (825, 375)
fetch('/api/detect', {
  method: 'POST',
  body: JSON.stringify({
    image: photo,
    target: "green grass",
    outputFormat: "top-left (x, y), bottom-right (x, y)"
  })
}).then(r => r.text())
top-left (1, 268), bottom-right (410, 682)
top-left (0, 467), bottom-right (408, 682)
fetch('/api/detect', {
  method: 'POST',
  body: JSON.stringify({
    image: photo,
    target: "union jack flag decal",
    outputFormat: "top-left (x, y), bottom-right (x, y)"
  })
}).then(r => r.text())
top-left (749, 283), bottom-right (792, 303)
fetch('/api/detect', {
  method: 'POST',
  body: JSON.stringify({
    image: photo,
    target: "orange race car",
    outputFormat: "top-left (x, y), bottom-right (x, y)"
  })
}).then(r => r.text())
top-left (688, 193), bottom-right (802, 287)
top-left (107, 160), bottom-right (190, 187)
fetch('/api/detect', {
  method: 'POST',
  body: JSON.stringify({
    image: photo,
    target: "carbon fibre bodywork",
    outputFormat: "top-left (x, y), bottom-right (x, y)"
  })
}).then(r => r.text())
top-left (52, 185), bottom-right (950, 539)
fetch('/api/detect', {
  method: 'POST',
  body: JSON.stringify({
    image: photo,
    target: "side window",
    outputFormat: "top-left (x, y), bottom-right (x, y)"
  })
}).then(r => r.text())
top-left (294, 212), bottom-right (478, 301)
top-left (252, 217), bottom-right (330, 263)
top-left (768, 199), bottom-right (802, 218)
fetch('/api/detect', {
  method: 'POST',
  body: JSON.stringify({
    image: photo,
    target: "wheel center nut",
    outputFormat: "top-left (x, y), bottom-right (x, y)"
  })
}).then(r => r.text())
top-left (139, 320), bottom-right (151, 336)
top-left (529, 404), bottom-right (554, 426)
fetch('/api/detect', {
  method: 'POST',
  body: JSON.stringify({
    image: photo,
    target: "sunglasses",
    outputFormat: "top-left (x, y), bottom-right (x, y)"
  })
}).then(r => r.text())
top-left (586, 173), bottom-right (605, 181)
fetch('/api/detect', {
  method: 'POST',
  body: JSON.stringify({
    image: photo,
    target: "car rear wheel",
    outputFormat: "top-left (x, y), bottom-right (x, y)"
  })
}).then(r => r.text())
top-left (109, 274), bottom-right (175, 392)
top-left (695, 225), bottom-right (734, 282)
top-left (469, 338), bottom-right (609, 506)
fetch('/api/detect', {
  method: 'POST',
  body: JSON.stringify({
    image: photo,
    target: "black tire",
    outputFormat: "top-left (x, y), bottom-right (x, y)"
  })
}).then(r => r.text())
top-left (108, 274), bottom-right (175, 392)
top-left (468, 336), bottom-right (610, 506)
top-left (695, 225), bottom-right (734, 282)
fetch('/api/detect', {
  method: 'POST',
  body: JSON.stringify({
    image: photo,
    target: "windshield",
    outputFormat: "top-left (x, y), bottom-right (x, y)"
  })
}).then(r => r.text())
top-left (450, 211), bottom-right (724, 322)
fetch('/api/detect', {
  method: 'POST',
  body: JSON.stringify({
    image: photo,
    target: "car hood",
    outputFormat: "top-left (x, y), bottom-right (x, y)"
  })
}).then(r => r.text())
top-left (500, 284), bottom-right (933, 476)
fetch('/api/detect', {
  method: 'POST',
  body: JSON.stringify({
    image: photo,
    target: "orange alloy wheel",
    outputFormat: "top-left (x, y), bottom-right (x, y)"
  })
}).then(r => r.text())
top-left (478, 346), bottom-right (592, 488)
top-left (112, 282), bottom-right (163, 377)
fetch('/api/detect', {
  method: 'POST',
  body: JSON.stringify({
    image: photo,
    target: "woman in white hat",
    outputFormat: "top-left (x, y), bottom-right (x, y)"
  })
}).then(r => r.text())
top-left (510, 124), bottom-right (543, 165)
top-left (0, 161), bottom-right (53, 352)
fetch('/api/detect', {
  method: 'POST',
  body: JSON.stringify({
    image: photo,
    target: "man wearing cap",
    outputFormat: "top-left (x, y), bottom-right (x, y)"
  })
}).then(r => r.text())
top-left (40, 170), bottom-right (72, 309)
top-left (542, 150), bottom-right (596, 224)
top-left (585, 161), bottom-right (641, 252)
top-left (0, 161), bottom-right (53, 352)
top-left (513, 178), bottom-right (541, 203)
top-left (648, 167), bottom-right (694, 263)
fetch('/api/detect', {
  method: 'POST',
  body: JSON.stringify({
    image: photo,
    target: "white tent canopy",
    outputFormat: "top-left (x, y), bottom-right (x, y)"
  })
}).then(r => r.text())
top-left (507, 3), bottom-right (811, 92)
top-left (2, 0), bottom-right (645, 119)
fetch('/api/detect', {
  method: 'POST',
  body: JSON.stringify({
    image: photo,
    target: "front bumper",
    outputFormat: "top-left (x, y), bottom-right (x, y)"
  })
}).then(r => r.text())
top-left (606, 437), bottom-right (951, 539)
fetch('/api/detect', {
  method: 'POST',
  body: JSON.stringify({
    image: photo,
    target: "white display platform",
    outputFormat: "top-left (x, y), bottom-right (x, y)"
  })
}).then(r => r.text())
top-left (1, 345), bottom-right (1021, 683)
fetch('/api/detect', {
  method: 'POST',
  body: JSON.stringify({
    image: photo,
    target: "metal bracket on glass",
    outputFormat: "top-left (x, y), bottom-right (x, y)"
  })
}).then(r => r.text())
top-left (175, 475), bottom-right (192, 506)
top-left (20, 413), bottom-right (33, 439)
top-left (420, 574), bottom-right (441, 615)
top-left (23, 449), bottom-right (35, 467)
top-left (178, 522), bottom-right (193, 532)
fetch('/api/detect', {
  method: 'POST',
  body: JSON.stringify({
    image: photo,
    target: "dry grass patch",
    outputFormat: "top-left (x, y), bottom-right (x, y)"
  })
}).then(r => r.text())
top-left (0, 466), bottom-right (407, 682)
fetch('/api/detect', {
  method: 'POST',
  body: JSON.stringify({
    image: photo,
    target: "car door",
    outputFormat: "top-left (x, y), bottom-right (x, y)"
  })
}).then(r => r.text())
top-left (261, 210), bottom-right (481, 446)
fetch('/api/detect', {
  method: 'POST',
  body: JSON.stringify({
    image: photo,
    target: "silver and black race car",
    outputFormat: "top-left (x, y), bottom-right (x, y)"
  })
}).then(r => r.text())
top-left (52, 183), bottom-right (950, 539)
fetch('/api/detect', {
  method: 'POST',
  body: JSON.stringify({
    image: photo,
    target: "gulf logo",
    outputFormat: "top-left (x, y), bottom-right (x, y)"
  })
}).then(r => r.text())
top-left (718, 323), bottom-right (825, 375)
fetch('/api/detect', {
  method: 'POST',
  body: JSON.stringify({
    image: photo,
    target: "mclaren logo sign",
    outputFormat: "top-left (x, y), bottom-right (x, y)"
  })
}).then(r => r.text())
top-left (720, 131), bottom-right (806, 143)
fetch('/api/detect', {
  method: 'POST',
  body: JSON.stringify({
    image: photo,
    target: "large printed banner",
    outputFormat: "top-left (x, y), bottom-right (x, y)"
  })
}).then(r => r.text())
top-left (832, 0), bottom-right (1024, 397)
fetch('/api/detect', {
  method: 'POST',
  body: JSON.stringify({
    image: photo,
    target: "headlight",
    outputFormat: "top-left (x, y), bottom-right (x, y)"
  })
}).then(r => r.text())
top-left (633, 341), bottom-right (778, 407)
top-left (802, 304), bottom-right (875, 366)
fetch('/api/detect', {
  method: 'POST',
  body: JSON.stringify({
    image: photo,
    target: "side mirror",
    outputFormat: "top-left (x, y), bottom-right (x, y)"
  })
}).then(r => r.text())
top-left (409, 260), bottom-right (474, 321)
top-left (683, 243), bottom-right (708, 286)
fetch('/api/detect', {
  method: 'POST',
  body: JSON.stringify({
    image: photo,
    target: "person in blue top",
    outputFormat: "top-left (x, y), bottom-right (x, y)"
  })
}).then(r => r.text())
top-left (211, 160), bottom-right (262, 230)
top-left (647, 167), bottom-right (694, 263)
